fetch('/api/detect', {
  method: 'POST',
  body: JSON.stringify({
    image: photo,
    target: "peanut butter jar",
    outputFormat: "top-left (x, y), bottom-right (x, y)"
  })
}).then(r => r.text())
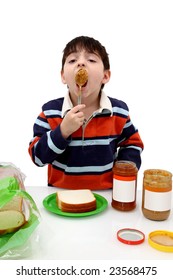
top-left (142, 169), bottom-right (172, 221)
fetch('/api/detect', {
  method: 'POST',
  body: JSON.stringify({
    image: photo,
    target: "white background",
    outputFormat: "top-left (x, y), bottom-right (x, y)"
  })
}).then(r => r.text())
top-left (0, 0), bottom-right (173, 189)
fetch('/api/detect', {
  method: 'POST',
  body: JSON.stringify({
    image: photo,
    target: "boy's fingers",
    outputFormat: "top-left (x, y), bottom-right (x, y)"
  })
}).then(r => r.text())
top-left (71, 104), bottom-right (86, 113)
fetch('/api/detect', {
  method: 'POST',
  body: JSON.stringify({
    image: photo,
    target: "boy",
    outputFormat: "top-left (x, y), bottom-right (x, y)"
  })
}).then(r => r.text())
top-left (28, 36), bottom-right (144, 190)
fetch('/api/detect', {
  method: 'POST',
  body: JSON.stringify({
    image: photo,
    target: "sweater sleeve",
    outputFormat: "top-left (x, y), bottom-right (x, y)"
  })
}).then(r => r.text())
top-left (28, 112), bottom-right (69, 166)
top-left (117, 116), bottom-right (144, 169)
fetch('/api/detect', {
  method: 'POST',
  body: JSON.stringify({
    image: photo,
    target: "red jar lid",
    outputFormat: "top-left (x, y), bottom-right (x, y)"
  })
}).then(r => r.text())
top-left (117, 228), bottom-right (145, 245)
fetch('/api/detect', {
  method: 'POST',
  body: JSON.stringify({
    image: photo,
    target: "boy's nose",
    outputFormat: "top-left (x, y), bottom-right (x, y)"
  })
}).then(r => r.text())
top-left (77, 62), bottom-right (85, 67)
top-left (77, 56), bottom-right (86, 67)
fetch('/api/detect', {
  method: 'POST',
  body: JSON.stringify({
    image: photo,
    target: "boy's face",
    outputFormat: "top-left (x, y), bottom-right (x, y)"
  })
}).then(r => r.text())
top-left (61, 48), bottom-right (110, 103)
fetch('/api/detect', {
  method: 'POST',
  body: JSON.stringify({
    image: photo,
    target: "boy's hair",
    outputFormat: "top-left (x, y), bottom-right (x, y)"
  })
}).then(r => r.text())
top-left (61, 36), bottom-right (110, 71)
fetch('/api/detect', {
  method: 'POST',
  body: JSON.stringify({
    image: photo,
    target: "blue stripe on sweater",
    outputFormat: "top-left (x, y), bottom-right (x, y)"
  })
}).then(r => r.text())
top-left (52, 160), bottom-right (113, 174)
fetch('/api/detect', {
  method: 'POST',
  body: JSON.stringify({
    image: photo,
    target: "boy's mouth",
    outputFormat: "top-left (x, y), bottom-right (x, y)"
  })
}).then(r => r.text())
top-left (76, 81), bottom-right (87, 88)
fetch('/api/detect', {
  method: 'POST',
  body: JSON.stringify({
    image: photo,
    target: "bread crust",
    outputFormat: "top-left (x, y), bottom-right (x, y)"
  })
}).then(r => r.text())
top-left (60, 200), bottom-right (96, 213)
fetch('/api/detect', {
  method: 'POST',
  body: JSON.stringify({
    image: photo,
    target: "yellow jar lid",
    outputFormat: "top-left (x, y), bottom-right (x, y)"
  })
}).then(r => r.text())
top-left (148, 230), bottom-right (173, 252)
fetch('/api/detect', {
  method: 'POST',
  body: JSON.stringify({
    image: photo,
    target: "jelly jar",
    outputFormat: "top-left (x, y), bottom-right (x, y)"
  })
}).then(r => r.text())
top-left (112, 161), bottom-right (138, 211)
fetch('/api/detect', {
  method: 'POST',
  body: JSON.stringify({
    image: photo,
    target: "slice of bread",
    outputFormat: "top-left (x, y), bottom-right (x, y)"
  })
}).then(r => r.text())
top-left (0, 196), bottom-right (23, 212)
top-left (0, 196), bottom-right (25, 235)
top-left (0, 210), bottom-right (26, 235)
top-left (56, 189), bottom-right (96, 213)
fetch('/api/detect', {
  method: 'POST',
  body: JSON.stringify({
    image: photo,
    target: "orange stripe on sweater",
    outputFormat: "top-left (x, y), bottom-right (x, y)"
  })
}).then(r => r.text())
top-left (28, 136), bottom-right (41, 161)
top-left (73, 115), bottom-right (127, 138)
top-left (48, 165), bottom-right (113, 190)
top-left (120, 131), bottom-right (144, 149)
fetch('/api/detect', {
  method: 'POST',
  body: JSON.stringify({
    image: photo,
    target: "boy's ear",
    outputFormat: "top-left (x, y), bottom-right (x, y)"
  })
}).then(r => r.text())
top-left (61, 70), bottom-right (67, 84)
top-left (102, 70), bottom-right (111, 85)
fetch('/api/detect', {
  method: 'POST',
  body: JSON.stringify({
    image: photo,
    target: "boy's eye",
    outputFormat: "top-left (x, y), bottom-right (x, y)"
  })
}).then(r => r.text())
top-left (88, 59), bottom-right (96, 63)
top-left (68, 59), bottom-right (76, 64)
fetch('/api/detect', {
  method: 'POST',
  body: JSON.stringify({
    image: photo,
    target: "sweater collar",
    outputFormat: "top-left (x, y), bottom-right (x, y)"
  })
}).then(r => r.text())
top-left (61, 91), bottom-right (113, 118)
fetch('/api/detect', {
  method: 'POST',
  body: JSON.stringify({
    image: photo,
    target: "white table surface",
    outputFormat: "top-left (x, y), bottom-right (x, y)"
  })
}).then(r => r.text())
top-left (25, 186), bottom-right (173, 260)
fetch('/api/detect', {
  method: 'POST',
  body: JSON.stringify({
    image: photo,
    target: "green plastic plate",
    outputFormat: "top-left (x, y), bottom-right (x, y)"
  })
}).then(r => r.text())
top-left (43, 192), bottom-right (108, 217)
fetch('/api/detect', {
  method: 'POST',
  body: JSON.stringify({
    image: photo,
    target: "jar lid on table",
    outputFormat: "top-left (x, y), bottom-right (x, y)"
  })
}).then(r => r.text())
top-left (148, 230), bottom-right (173, 252)
top-left (117, 228), bottom-right (145, 245)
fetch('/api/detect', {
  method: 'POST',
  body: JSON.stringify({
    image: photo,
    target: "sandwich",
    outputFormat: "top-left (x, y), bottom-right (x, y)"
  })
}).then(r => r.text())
top-left (56, 189), bottom-right (96, 213)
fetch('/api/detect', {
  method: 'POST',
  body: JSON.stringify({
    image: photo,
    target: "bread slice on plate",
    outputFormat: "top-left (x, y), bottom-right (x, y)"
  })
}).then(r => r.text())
top-left (0, 210), bottom-right (26, 235)
top-left (56, 189), bottom-right (96, 213)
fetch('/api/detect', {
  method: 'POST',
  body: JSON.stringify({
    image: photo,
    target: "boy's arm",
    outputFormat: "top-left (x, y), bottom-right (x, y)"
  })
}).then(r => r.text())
top-left (28, 104), bottom-right (86, 166)
top-left (117, 117), bottom-right (144, 169)
top-left (28, 113), bottom-right (69, 166)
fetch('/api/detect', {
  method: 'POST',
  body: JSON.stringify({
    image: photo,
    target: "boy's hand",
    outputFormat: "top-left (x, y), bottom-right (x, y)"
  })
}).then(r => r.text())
top-left (60, 104), bottom-right (86, 139)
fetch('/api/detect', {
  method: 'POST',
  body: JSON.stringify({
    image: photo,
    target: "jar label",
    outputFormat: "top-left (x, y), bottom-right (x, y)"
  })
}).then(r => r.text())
top-left (113, 176), bottom-right (136, 202)
top-left (144, 190), bottom-right (172, 211)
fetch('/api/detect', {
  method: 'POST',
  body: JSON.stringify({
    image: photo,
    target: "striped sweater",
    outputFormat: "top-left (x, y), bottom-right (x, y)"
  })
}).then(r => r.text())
top-left (28, 91), bottom-right (144, 190)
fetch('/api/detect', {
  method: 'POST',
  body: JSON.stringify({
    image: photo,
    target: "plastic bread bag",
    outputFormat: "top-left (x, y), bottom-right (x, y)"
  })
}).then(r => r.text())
top-left (0, 162), bottom-right (25, 190)
top-left (0, 163), bottom-right (40, 259)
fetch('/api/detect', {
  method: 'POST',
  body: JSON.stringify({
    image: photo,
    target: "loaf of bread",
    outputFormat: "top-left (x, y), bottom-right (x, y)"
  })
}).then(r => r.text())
top-left (0, 196), bottom-right (26, 235)
top-left (56, 189), bottom-right (96, 213)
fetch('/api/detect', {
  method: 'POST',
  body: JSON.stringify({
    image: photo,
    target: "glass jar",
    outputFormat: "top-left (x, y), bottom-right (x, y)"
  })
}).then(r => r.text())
top-left (142, 169), bottom-right (172, 221)
top-left (112, 161), bottom-right (138, 211)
